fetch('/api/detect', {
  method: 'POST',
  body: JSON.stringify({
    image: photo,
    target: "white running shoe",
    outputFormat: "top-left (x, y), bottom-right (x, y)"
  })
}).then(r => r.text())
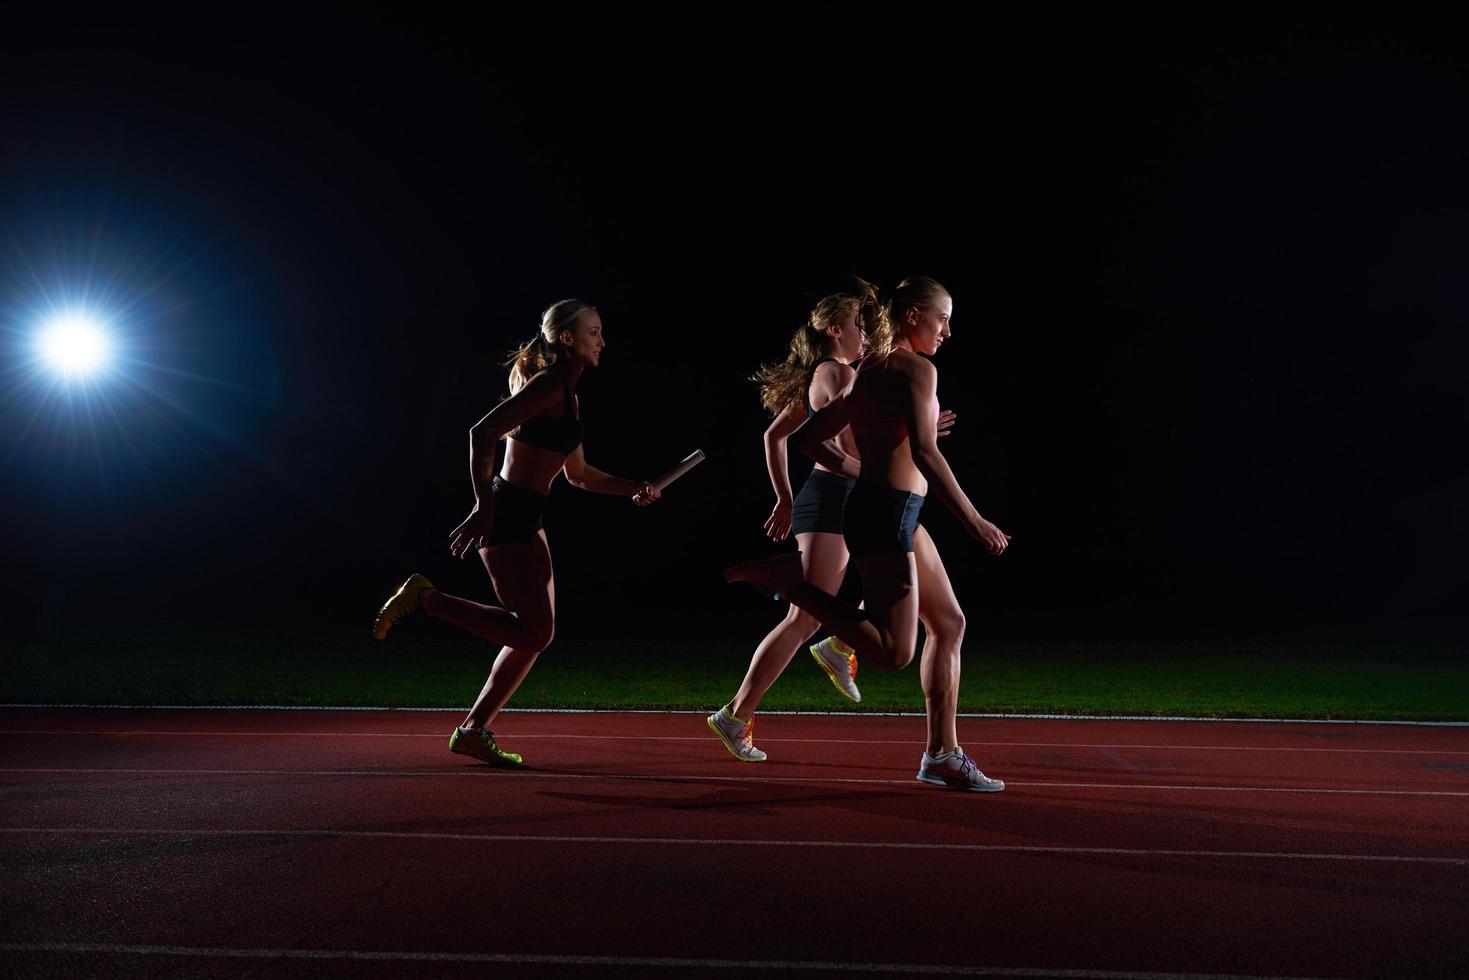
top-left (706, 705), bottom-right (767, 762)
top-left (809, 636), bottom-right (861, 702)
top-left (917, 747), bottom-right (1004, 792)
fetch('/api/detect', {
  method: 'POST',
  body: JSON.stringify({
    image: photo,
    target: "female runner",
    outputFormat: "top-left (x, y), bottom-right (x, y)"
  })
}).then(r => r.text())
top-left (707, 293), bottom-right (868, 761)
top-left (373, 299), bottom-right (660, 767)
top-left (725, 277), bottom-right (1010, 791)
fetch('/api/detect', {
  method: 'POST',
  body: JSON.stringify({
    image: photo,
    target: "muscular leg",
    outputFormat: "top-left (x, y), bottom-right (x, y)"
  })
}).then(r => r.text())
top-left (456, 531), bottom-right (556, 730)
top-left (912, 525), bottom-right (965, 756)
top-left (421, 536), bottom-right (554, 654)
top-left (730, 531), bottom-right (848, 719)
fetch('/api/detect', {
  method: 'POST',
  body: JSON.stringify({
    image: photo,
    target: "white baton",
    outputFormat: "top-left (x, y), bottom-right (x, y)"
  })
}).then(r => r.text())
top-left (651, 449), bottom-right (707, 492)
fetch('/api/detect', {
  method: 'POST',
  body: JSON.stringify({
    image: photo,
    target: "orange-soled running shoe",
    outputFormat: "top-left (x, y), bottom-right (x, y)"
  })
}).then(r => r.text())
top-left (706, 704), bottom-right (767, 762)
top-left (809, 636), bottom-right (861, 702)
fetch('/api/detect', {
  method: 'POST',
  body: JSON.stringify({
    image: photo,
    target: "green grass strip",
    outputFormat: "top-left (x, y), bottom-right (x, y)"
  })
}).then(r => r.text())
top-left (6, 626), bottom-right (1467, 721)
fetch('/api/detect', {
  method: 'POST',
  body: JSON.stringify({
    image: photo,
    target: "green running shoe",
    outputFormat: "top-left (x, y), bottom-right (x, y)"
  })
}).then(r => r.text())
top-left (449, 727), bottom-right (524, 768)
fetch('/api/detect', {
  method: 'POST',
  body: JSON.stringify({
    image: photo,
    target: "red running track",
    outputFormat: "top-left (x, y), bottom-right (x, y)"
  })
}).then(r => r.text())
top-left (1, 709), bottom-right (1466, 978)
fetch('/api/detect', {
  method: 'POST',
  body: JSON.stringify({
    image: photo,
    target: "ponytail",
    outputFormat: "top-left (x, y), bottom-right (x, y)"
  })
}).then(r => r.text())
top-left (505, 299), bottom-right (595, 394)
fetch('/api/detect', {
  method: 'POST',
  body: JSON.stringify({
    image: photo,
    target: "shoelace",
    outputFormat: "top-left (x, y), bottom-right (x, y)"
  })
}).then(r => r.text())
top-left (847, 655), bottom-right (858, 680)
top-left (482, 731), bottom-right (515, 759)
top-left (739, 721), bottom-right (755, 746)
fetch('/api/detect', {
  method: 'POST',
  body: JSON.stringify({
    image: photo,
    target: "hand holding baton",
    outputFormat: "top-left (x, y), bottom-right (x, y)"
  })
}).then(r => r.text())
top-left (631, 450), bottom-right (706, 506)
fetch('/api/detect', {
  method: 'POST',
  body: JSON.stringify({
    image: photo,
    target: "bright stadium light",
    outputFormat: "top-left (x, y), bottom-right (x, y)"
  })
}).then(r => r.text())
top-left (36, 312), bottom-right (112, 378)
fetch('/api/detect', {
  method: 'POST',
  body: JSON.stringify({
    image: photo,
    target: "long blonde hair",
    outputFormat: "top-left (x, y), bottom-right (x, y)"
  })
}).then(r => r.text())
top-left (752, 293), bottom-right (861, 415)
top-left (854, 276), bottom-right (949, 358)
top-left (504, 299), bottom-right (596, 394)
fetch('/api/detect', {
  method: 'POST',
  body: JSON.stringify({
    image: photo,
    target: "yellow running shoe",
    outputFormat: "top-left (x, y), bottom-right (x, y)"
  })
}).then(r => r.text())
top-left (372, 573), bottom-right (433, 640)
top-left (449, 726), bottom-right (524, 767)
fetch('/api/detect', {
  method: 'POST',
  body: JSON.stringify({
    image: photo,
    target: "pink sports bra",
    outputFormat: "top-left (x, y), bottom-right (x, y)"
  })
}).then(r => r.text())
top-left (847, 353), bottom-right (938, 441)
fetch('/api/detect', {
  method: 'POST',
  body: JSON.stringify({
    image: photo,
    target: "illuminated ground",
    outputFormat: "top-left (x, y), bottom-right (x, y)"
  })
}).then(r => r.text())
top-left (2, 709), bottom-right (1466, 978)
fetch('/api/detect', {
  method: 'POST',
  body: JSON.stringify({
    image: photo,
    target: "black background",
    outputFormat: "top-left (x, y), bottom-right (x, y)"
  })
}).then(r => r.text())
top-left (2, 19), bottom-right (1465, 649)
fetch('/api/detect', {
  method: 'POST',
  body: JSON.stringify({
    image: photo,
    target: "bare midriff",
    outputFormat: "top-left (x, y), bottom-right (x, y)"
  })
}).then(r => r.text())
top-left (499, 437), bottom-right (568, 496)
top-left (846, 355), bottom-right (935, 496)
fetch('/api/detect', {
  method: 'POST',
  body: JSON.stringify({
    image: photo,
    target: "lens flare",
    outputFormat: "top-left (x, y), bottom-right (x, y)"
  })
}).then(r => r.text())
top-left (36, 313), bottom-right (111, 378)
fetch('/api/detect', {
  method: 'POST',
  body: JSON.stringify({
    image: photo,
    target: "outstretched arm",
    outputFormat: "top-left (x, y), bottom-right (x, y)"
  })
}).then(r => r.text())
top-left (563, 445), bottom-right (660, 505)
top-left (904, 361), bottom-right (1009, 556)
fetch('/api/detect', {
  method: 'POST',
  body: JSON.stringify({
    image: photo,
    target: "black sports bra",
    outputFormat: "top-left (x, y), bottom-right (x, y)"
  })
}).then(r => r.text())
top-left (512, 371), bottom-right (583, 455)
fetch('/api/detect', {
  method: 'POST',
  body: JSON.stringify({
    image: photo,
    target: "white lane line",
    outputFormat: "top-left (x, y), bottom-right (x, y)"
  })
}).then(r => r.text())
top-left (2, 767), bottom-right (1467, 797)
top-left (0, 942), bottom-right (1337, 979)
top-left (2, 730), bottom-right (1465, 755)
top-left (1, 828), bottom-right (1464, 867)
top-left (1016, 781), bottom-right (1469, 798)
top-left (3, 704), bottom-right (1466, 726)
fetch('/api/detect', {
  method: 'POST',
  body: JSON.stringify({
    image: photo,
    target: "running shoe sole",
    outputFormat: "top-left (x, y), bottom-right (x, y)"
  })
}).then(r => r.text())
top-left (916, 771), bottom-right (1005, 792)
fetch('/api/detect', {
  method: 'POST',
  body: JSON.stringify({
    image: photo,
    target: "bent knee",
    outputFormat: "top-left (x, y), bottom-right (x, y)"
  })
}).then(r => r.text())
top-left (520, 618), bottom-right (555, 652)
top-left (868, 639), bottom-right (917, 671)
top-left (785, 606), bottom-right (820, 634)
top-left (924, 610), bottom-right (966, 644)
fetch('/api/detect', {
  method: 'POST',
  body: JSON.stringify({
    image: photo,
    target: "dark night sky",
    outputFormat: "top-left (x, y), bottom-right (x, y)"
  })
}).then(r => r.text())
top-left (2, 20), bottom-right (1465, 644)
